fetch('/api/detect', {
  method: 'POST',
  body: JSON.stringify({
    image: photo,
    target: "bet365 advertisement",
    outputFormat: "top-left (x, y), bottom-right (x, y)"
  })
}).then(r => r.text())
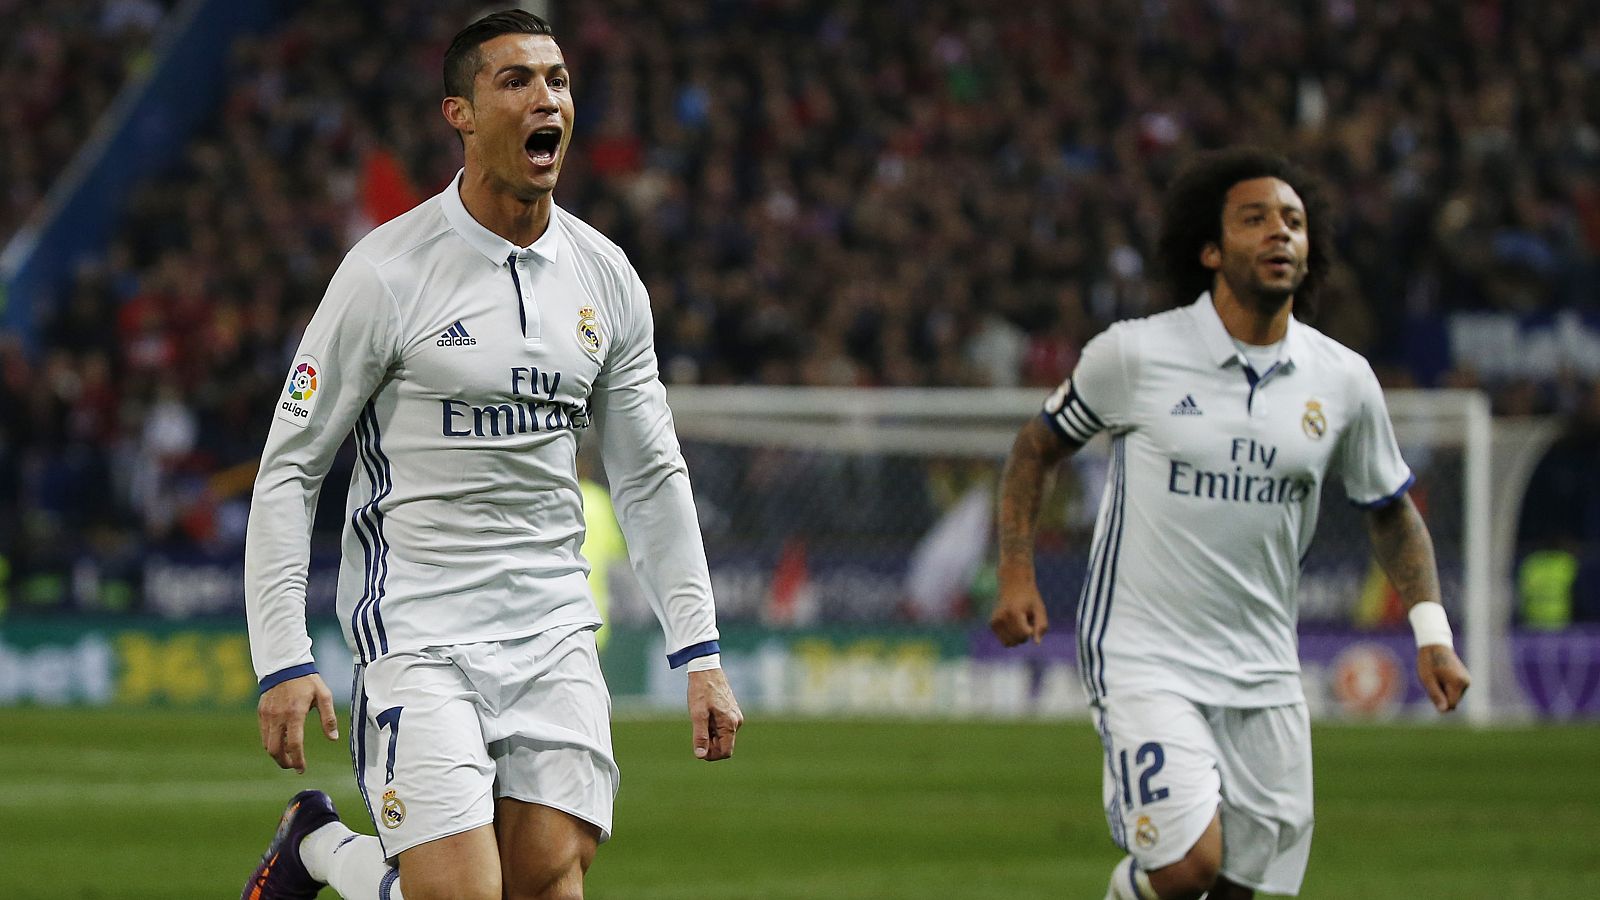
top-left (5, 620), bottom-right (1597, 721)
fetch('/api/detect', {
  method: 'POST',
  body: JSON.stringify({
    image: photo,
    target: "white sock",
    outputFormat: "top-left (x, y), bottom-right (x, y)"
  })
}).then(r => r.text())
top-left (1105, 855), bottom-right (1160, 900)
top-left (301, 823), bottom-right (404, 899)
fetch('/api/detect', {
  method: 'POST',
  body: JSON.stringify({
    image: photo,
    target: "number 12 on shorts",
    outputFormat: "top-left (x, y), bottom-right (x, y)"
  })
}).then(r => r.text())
top-left (376, 706), bottom-right (404, 785)
top-left (1119, 741), bottom-right (1169, 807)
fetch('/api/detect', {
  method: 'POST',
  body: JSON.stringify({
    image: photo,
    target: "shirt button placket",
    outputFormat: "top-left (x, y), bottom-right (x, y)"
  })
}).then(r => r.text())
top-left (517, 251), bottom-right (540, 341)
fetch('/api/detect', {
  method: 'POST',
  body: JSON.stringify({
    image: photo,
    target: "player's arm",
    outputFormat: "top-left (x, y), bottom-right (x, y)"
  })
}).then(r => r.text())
top-left (1342, 360), bottom-right (1470, 714)
top-left (1363, 494), bottom-right (1471, 712)
top-left (992, 416), bottom-right (1076, 646)
top-left (591, 266), bottom-right (742, 762)
top-left (993, 328), bottom-right (1128, 649)
top-left (245, 252), bottom-right (399, 772)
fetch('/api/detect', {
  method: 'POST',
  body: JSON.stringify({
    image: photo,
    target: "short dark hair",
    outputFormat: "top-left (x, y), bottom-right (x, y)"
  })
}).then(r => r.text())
top-left (443, 9), bottom-right (554, 100)
top-left (1156, 147), bottom-right (1334, 321)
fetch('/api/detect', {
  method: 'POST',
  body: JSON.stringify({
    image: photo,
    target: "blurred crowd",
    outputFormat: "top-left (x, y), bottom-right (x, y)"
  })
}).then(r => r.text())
top-left (1, 0), bottom-right (1597, 620)
top-left (0, 0), bottom-right (171, 244)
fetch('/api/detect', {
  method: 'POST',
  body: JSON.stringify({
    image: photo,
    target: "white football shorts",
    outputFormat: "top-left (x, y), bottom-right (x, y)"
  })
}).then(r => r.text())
top-left (349, 625), bottom-right (618, 858)
top-left (1092, 690), bottom-right (1314, 895)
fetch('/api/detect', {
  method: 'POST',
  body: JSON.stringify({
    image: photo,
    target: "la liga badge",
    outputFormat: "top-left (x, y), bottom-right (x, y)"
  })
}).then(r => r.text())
top-left (275, 355), bottom-right (322, 428)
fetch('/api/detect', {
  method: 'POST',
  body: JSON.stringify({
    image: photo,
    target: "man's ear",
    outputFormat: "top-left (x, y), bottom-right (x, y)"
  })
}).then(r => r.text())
top-left (1200, 242), bottom-right (1221, 271)
top-left (442, 95), bottom-right (474, 136)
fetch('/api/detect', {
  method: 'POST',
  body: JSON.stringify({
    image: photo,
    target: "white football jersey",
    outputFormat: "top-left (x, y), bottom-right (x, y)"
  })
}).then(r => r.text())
top-left (1043, 294), bottom-right (1411, 707)
top-left (245, 173), bottom-right (720, 689)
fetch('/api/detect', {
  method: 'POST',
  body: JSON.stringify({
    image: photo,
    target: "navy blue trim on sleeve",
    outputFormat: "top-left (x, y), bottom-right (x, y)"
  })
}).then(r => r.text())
top-left (667, 640), bottom-right (721, 669)
top-left (1350, 472), bottom-right (1416, 510)
top-left (258, 662), bottom-right (319, 694)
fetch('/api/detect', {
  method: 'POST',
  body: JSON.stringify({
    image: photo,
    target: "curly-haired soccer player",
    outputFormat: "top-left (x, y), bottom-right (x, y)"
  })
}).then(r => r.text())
top-left (991, 147), bottom-right (1470, 900)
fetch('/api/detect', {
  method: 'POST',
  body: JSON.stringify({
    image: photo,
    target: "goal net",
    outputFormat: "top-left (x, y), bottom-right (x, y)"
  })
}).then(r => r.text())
top-left (603, 386), bottom-right (1520, 724)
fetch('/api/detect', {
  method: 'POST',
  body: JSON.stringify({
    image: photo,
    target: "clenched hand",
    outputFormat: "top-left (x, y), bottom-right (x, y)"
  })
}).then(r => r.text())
top-left (1417, 644), bottom-right (1471, 713)
top-left (990, 579), bottom-right (1049, 647)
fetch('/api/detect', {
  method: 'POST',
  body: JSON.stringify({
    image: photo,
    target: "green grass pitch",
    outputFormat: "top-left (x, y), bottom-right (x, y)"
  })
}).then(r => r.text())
top-left (0, 709), bottom-right (1594, 898)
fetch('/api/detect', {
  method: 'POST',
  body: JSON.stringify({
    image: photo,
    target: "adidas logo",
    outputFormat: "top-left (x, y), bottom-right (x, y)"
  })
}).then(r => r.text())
top-left (1170, 394), bottom-right (1202, 416)
top-left (436, 320), bottom-right (477, 347)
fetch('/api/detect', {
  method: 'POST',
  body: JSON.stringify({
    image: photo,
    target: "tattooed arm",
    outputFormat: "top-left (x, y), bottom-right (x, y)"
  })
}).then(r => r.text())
top-left (1364, 494), bottom-right (1472, 712)
top-left (990, 416), bottom-right (1074, 647)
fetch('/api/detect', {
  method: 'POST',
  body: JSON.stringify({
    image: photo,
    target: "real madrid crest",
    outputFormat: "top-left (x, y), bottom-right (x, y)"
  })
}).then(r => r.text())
top-left (1135, 814), bottom-right (1159, 849)
top-left (577, 305), bottom-right (601, 355)
top-left (381, 789), bottom-right (406, 829)
top-left (1302, 399), bottom-right (1327, 440)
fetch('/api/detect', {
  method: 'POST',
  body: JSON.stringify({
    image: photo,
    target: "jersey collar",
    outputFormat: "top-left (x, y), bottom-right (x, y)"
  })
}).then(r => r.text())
top-left (1190, 291), bottom-right (1301, 373)
top-left (438, 169), bottom-right (562, 266)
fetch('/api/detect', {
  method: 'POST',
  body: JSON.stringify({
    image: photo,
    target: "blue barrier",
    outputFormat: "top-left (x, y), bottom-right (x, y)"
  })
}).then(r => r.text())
top-left (0, 0), bottom-right (283, 342)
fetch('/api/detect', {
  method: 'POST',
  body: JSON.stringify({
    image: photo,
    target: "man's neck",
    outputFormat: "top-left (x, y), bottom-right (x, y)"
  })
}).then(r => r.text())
top-left (1212, 281), bottom-right (1292, 346)
top-left (458, 170), bottom-right (552, 247)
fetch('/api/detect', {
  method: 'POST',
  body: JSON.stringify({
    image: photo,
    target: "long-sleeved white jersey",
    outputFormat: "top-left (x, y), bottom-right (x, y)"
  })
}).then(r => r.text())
top-left (245, 172), bottom-right (719, 690)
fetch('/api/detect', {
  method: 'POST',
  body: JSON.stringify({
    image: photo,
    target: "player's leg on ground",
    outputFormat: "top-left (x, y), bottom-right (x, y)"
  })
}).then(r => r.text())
top-left (394, 824), bottom-right (501, 900)
top-left (495, 798), bottom-right (601, 900)
top-left (1145, 811), bottom-right (1222, 900)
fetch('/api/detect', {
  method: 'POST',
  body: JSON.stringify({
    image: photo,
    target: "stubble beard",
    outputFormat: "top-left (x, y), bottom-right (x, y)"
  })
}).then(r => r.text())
top-left (500, 156), bottom-right (557, 204)
top-left (1222, 257), bottom-right (1301, 317)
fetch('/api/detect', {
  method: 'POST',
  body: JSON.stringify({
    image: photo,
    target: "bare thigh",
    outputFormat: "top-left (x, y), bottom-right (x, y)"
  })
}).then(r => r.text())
top-left (1148, 810), bottom-right (1222, 900)
top-left (396, 824), bottom-right (501, 900)
top-left (496, 798), bottom-right (601, 900)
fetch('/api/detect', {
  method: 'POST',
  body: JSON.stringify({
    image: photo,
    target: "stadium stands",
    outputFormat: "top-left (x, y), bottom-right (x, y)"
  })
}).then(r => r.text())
top-left (0, 0), bottom-right (172, 244)
top-left (1, 0), bottom-right (1597, 616)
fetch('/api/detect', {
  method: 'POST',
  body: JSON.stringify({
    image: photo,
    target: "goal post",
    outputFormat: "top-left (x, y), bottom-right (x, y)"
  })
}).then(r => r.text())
top-left (635, 385), bottom-right (1528, 724)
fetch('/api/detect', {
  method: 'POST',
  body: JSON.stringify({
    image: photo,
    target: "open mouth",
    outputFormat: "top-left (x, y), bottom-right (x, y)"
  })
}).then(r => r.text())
top-left (526, 127), bottom-right (561, 167)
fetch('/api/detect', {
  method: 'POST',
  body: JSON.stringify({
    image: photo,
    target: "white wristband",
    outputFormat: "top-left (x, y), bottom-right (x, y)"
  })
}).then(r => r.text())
top-left (1407, 602), bottom-right (1453, 649)
top-left (685, 653), bottom-right (722, 673)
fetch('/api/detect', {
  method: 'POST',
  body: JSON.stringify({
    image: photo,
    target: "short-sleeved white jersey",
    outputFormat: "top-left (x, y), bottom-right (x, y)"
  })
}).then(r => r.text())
top-left (245, 172), bottom-right (720, 689)
top-left (1043, 294), bottom-right (1411, 707)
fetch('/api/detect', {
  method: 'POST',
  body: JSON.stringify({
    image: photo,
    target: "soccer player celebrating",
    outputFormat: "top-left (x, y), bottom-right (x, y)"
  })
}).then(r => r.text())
top-left (991, 147), bottom-right (1470, 900)
top-left (241, 11), bottom-right (741, 900)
